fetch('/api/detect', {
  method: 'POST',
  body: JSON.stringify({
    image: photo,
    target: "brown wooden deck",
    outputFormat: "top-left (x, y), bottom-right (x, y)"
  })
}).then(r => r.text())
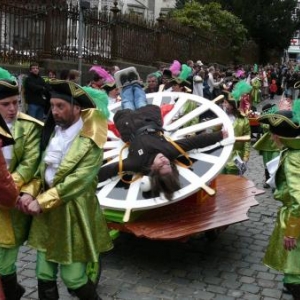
top-left (107, 174), bottom-right (264, 240)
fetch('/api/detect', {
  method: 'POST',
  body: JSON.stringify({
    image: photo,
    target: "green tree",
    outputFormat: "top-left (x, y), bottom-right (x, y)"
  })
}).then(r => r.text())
top-left (170, 1), bottom-right (247, 57)
top-left (197, 0), bottom-right (300, 62)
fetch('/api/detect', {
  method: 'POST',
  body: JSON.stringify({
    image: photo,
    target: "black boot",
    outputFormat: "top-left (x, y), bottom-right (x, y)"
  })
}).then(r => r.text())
top-left (38, 280), bottom-right (59, 300)
top-left (1, 273), bottom-right (25, 300)
top-left (284, 283), bottom-right (300, 300)
top-left (70, 279), bottom-right (102, 300)
top-left (263, 169), bottom-right (270, 188)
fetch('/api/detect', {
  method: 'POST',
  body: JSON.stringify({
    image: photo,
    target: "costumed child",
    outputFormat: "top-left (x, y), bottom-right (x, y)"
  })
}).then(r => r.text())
top-left (252, 103), bottom-right (281, 188)
top-left (258, 99), bottom-right (300, 300)
top-left (221, 81), bottom-right (251, 175)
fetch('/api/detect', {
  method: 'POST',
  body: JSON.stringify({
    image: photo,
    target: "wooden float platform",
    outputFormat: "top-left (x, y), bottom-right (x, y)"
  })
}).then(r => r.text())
top-left (106, 174), bottom-right (264, 241)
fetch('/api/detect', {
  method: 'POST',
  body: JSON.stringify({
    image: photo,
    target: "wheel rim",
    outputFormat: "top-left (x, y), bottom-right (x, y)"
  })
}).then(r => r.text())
top-left (97, 92), bottom-right (235, 220)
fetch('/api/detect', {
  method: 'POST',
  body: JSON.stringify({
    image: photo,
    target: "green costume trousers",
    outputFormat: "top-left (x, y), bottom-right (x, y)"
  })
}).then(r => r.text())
top-left (284, 273), bottom-right (300, 284)
top-left (0, 246), bottom-right (19, 275)
top-left (36, 251), bottom-right (88, 289)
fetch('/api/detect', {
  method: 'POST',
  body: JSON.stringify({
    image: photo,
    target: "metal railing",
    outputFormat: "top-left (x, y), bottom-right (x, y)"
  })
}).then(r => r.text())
top-left (0, 0), bottom-right (259, 67)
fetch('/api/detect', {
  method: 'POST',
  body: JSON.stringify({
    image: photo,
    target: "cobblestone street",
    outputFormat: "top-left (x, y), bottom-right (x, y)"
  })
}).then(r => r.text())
top-left (17, 96), bottom-right (292, 300)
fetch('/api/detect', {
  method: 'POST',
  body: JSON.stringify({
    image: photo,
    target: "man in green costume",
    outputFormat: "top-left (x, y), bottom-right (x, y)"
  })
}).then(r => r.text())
top-left (0, 67), bottom-right (43, 300)
top-left (258, 106), bottom-right (300, 300)
top-left (18, 80), bottom-right (113, 300)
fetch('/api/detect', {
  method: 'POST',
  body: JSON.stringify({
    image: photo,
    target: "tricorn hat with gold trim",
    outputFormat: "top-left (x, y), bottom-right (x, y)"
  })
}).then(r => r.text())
top-left (258, 110), bottom-right (300, 148)
top-left (0, 67), bottom-right (19, 100)
top-left (258, 110), bottom-right (300, 136)
top-left (49, 80), bottom-right (95, 109)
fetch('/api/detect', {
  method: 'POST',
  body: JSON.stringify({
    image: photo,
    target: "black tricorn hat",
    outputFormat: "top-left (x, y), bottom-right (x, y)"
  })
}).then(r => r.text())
top-left (102, 82), bottom-right (117, 94)
top-left (0, 113), bottom-right (14, 146)
top-left (49, 80), bottom-right (95, 109)
top-left (0, 80), bottom-right (19, 100)
top-left (258, 110), bottom-right (300, 138)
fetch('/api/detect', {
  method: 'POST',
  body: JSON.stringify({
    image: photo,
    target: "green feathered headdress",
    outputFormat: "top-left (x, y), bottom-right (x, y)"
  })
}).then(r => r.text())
top-left (82, 86), bottom-right (110, 120)
top-left (231, 80), bottom-right (252, 102)
top-left (0, 67), bottom-right (19, 100)
top-left (0, 67), bottom-right (16, 81)
top-left (178, 64), bottom-right (192, 81)
top-left (292, 98), bottom-right (300, 124)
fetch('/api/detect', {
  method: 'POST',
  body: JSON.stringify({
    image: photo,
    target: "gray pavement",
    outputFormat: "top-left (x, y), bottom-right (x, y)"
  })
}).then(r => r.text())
top-left (17, 96), bottom-right (292, 300)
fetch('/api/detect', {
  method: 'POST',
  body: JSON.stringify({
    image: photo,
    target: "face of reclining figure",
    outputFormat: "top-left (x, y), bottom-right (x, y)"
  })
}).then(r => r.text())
top-left (151, 153), bottom-right (173, 175)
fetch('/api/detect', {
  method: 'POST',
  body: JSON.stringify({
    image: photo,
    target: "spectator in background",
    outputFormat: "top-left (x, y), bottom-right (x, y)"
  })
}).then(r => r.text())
top-left (48, 70), bottom-right (56, 80)
top-left (23, 63), bottom-right (50, 120)
top-left (89, 73), bottom-right (105, 90)
top-left (60, 69), bottom-right (70, 80)
top-left (102, 82), bottom-right (120, 105)
top-left (144, 74), bottom-right (159, 93)
top-left (68, 69), bottom-right (80, 83)
top-left (110, 65), bottom-right (120, 76)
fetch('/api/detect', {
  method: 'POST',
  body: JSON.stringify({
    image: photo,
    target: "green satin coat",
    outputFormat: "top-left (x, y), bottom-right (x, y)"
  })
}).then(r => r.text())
top-left (223, 116), bottom-right (251, 174)
top-left (23, 109), bottom-right (113, 264)
top-left (253, 125), bottom-right (280, 166)
top-left (0, 113), bottom-right (42, 248)
top-left (264, 149), bottom-right (300, 274)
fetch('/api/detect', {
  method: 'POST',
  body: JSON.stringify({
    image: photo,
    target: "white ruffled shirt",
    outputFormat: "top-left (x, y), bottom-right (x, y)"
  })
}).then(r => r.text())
top-left (44, 118), bottom-right (83, 187)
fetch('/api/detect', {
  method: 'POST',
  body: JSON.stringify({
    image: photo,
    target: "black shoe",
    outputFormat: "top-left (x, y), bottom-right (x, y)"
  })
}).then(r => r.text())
top-left (2, 273), bottom-right (26, 300)
top-left (70, 279), bottom-right (102, 300)
top-left (127, 71), bottom-right (138, 82)
top-left (38, 280), bottom-right (59, 300)
top-left (120, 74), bottom-right (128, 86)
top-left (283, 283), bottom-right (292, 294)
top-left (263, 183), bottom-right (270, 188)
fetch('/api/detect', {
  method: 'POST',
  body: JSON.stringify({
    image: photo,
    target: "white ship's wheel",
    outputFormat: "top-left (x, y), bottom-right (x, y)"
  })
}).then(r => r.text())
top-left (97, 92), bottom-right (235, 222)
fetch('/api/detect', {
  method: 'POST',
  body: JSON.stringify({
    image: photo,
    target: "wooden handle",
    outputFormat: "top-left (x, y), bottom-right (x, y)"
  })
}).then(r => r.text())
top-left (235, 135), bottom-right (251, 142)
top-left (123, 208), bottom-right (132, 222)
top-left (200, 183), bottom-right (216, 196)
top-left (212, 95), bottom-right (224, 104)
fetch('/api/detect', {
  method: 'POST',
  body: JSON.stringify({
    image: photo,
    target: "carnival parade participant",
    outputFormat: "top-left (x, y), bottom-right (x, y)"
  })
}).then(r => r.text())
top-left (98, 71), bottom-right (228, 200)
top-left (18, 80), bottom-right (113, 300)
top-left (253, 103), bottom-right (281, 188)
top-left (102, 82), bottom-right (120, 105)
top-left (0, 119), bottom-right (18, 300)
top-left (258, 103), bottom-right (300, 300)
top-left (0, 67), bottom-right (43, 300)
top-left (0, 115), bottom-right (18, 208)
top-left (221, 82), bottom-right (251, 175)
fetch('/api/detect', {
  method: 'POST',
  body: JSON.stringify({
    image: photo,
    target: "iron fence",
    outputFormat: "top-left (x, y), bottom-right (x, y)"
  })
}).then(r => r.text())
top-left (0, 0), bottom-right (259, 67)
